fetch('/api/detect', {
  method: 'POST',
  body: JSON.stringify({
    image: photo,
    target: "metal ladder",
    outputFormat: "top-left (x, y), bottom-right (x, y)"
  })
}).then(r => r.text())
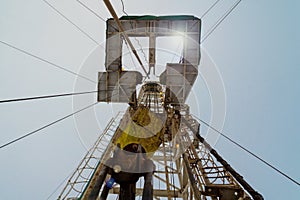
top-left (57, 112), bottom-right (124, 200)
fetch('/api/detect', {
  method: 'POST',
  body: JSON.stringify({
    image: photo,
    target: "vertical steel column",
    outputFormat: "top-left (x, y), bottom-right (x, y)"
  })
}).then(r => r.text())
top-left (162, 140), bottom-right (172, 200)
top-left (142, 172), bottom-right (154, 200)
top-left (182, 153), bottom-right (202, 199)
top-left (87, 165), bottom-right (108, 200)
top-left (149, 33), bottom-right (156, 74)
top-left (99, 185), bottom-right (110, 200)
top-left (119, 183), bottom-right (136, 200)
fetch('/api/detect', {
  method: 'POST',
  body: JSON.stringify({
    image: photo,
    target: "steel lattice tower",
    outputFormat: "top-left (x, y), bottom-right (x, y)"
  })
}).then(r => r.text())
top-left (58, 87), bottom-right (262, 200)
top-left (58, 10), bottom-right (263, 200)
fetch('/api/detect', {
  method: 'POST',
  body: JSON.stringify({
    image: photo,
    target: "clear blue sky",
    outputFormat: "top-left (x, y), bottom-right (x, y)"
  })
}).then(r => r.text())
top-left (0, 0), bottom-right (299, 199)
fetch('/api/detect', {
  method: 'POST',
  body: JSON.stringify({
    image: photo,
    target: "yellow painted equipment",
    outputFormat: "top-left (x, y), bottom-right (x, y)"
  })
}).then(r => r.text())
top-left (112, 82), bottom-right (180, 155)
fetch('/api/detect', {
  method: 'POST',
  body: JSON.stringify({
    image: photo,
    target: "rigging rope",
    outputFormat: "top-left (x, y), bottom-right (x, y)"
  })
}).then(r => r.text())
top-left (0, 102), bottom-right (98, 149)
top-left (42, 0), bottom-right (99, 45)
top-left (0, 89), bottom-right (124, 150)
top-left (46, 170), bottom-right (73, 200)
top-left (120, 0), bottom-right (129, 16)
top-left (78, 0), bottom-right (149, 77)
top-left (193, 115), bottom-right (300, 187)
top-left (120, 0), bottom-right (149, 74)
top-left (0, 40), bottom-right (96, 84)
top-left (76, 0), bottom-right (107, 22)
top-left (0, 90), bottom-right (97, 104)
top-left (76, 0), bottom-right (119, 32)
top-left (201, 0), bottom-right (242, 43)
top-left (171, 0), bottom-right (225, 63)
top-left (201, 0), bottom-right (222, 19)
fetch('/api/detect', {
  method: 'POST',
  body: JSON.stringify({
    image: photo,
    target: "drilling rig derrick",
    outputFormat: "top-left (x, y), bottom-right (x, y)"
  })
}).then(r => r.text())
top-left (57, 9), bottom-right (263, 200)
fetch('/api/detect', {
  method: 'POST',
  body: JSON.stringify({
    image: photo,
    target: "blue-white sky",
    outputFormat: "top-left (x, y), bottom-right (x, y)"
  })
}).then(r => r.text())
top-left (0, 0), bottom-right (299, 199)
